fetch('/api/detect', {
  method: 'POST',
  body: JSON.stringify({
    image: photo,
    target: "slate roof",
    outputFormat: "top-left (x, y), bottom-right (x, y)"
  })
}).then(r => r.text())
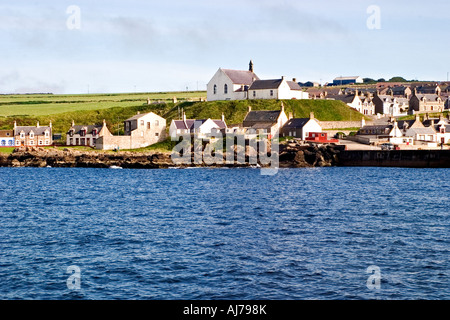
top-left (243, 110), bottom-right (281, 124)
top-left (249, 79), bottom-right (282, 90)
top-left (222, 69), bottom-right (259, 85)
top-left (326, 94), bottom-right (357, 104)
top-left (406, 127), bottom-right (436, 135)
top-left (126, 113), bottom-right (150, 121)
top-left (15, 126), bottom-right (51, 136)
top-left (282, 118), bottom-right (310, 129)
top-left (68, 125), bottom-right (102, 135)
top-left (287, 81), bottom-right (302, 90)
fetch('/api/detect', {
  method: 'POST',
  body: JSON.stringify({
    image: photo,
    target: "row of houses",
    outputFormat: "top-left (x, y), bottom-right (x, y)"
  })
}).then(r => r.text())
top-left (356, 114), bottom-right (450, 146)
top-left (205, 62), bottom-right (450, 117)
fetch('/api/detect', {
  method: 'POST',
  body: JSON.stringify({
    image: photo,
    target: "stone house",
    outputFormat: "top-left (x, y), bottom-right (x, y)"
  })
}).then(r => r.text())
top-left (13, 121), bottom-right (52, 147)
top-left (96, 112), bottom-right (166, 150)
top-left (372, 93), bottom-right (408, 116)
top-left (67, 121), bottom-right (103, 147)
top-left (408, 90), bottom-right (445, 114)
top-left (0, 130), bottom-right (14, 147)
top-left (280, 112), bottom-right (322, 140)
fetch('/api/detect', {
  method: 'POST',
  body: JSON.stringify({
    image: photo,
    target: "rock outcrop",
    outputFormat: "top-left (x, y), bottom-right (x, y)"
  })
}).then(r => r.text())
top-left (0, 144), bottom-right (344, 169)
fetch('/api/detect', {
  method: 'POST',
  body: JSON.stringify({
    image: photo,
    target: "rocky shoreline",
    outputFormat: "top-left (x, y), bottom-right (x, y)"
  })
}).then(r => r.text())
top-left (0, 143), bottom-right (343, 169)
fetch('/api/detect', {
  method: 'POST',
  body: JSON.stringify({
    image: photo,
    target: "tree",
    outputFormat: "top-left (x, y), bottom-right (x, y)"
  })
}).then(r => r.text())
top-left (389, 76), bottom-right (408, 82)
top-left (377, 78), bottom-right (386, 82)
top-left (363, 78), bottom-right (376, 84)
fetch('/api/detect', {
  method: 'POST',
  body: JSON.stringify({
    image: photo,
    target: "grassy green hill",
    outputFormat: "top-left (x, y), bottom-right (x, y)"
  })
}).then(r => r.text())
top-left (0, 92), bottom-right (366, 144)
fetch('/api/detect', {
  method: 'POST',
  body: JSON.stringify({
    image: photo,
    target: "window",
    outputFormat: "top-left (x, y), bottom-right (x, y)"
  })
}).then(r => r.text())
top-left (16, 141), bottom-right (20, 146)
top-left (8, 140), bottom-right (13, 146)
top-left (224, 84), bottom-right (228, 94)
top-left (39, 140), bottom-right (43, 145)
top-left (69, 138), bottom-right (73, 145)
top-left (45, 140), bottom-right (49, 145)
top-left (30, 140), bottom-right (34, 145)
top-left (45, 131), bottom-right (49, 137)
top-left (20, 133), bottom-right (25, 138)
top-left (140, 120), bottom-right (144, 126)
top-left (92, 130), bottom-right (97, 136)
top-left (253, 91), bottom-right (256, 97)
top-left (30, 132), bottom-right (34, 138)
top-left (155, 132), bottom-right (159, 137)
top-left (270, 90), bottom-right (273, 97)
top-left (1, 140), bottom-right (5, 146)
top-left (213, 85), bottom-right (217, 94)
top-left (81, 138), bottom-right (85, 146)
top-left (147, 122), bottom-right (151, 129)
top-left (80, 130), bottom-right (86, 137)
top-left (75, 138), bottom-right (79, 145)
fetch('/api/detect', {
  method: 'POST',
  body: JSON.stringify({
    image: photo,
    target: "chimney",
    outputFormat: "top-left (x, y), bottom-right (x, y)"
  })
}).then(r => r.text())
top-left (221, 113), bottom-right (225, 122)
top-left (248, 106), bottom-right (252, 112)
top-left (137, 111), bottom-right (140, 115)
top-left (430, 119), bottom-right (435, 126)
top-left (49, 121), bottom-right (52, 129)
top-left (36, 121), bottom-right (40, 128)
top-left (281, 76), bottom-right (285, 81)
top-left (72, 120), bottom-right (75, 127)
top-left (14, 121), bottom-right (17, 129)
top-left (361, 117), bottom-right (366, 128)
top-left (249, 60), bottom-right (254, 72)
top-left (292, 78), bottom-right (296, 83)
top-left (281, 102), bottom-right (285, 113)
top-left (415, 114), bottom-right (420, 123)
top-left (182, 111), bottom-right (187, 122)
top-left (288, 112), bottom-right (293, 120)
top-left (310, 112), bottom-right (314, 119)
top-left (102, 119), bottom-right (106, 127)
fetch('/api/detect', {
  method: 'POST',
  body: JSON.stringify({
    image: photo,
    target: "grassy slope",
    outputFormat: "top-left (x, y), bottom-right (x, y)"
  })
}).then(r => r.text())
top-left (0, 93), bottom-right (367, 153)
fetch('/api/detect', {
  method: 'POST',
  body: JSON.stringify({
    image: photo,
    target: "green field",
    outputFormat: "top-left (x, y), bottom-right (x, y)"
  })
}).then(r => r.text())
top-left (0, 91), bottom-right (207, 117)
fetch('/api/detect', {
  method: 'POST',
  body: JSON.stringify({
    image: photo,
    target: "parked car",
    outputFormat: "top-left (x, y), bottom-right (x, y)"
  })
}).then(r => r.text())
top-left (381, 143), bottom-right (394, 150)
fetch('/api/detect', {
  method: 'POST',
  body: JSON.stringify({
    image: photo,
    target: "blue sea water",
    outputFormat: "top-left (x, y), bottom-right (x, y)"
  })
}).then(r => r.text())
top-left (0, 167), bottom-right (448, 300)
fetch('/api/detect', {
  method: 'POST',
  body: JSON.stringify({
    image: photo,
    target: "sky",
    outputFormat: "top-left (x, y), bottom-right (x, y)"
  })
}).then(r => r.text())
top-left (1, 0), bottom-right (450, 94)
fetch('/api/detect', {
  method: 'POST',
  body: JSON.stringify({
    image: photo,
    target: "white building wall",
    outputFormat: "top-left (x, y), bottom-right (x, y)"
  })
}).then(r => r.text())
top-left (302, 120), bottom-right (322, 140)
top-left (207, 69), bottom-right (238, 101)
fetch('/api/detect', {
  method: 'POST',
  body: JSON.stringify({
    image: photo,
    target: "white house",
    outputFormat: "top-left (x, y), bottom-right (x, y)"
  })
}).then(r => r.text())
top-left (207, 61), bottom-right (259, 101)
top-left (247, 77), bottom-right (309, 100)
top-left (169, 113), bottom-right (227, 139)
top-left (280, 112), bottom-right (322, 140)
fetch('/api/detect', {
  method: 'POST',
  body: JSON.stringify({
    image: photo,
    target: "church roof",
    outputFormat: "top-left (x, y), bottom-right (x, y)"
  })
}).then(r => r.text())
top-left (222, 69), bottom-right (259, 85)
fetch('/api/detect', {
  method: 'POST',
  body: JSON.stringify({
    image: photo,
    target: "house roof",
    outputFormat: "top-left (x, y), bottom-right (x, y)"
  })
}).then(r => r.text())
top-left (334, 76), bottom-right (361, 81)
top-left (222, 69), bottom-right (259, 85)
top-left (15, 126), bottom-right (51, 135)
top-left (0, 130), bottom-right (14, 138)
top-left (282, 118), bottom-right (311, 129)
top-left (249, 79), bottom-right (282, 90)
top-left (125, 112), bottom-right (154, 121)
top-left (326, 94), bottom-right (356, 104)
top-left (414, 93), bottom-right (442, 101)
top-left (243, 110), bottom-right (281, 124)
top-left (69, 125), bottom-right (102, 135)
top-left (406, 127), bottom-right (436, 135)
top-left (287, 81), bottom-right (302, 90)
top-left (172, 118), bottom-right (227, 130)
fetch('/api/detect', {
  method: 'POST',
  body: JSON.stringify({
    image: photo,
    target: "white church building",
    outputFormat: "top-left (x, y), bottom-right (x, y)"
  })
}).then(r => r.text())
top-left (206, 61), bottom-right (309, 101)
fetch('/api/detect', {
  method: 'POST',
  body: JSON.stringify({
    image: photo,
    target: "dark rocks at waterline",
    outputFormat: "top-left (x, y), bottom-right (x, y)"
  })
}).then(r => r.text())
top-left (279, 143), bottom-right (343, 168)
top-left (0, 145), bottom-right (345, 169)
